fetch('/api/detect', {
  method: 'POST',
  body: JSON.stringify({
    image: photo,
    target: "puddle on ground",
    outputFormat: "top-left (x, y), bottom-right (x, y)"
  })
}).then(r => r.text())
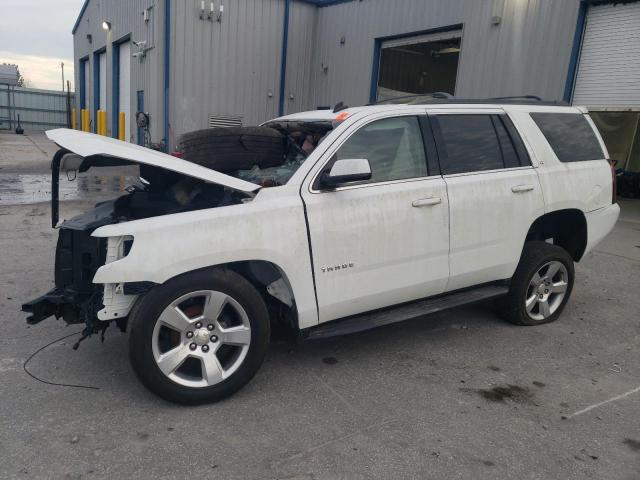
top-left (0, 173), bottom-right (138, 205)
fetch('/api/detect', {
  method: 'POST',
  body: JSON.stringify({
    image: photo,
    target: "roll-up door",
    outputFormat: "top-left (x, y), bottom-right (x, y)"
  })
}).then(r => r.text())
top-left (573, 3), bottom-right (640, 108)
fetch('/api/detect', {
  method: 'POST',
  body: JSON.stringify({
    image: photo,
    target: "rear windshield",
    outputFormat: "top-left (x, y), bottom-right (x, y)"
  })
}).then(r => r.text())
top-left (530, 113), bottom-right (605, 162)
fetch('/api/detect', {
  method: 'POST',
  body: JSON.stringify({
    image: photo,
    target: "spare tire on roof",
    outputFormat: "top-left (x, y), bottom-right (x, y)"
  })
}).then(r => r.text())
top-left (177, 126), bottom-right (286, 173)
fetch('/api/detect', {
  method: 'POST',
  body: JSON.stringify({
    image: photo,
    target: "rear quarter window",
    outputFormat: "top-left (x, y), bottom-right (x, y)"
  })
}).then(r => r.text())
top-left (530, 112), bottom-right (604, 162)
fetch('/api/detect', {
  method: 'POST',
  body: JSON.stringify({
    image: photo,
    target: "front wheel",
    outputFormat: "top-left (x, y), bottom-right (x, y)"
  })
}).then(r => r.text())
top-left (128, 268), bottom-right (270, 404)
top-left (496, 241), bottom-right (575, 326)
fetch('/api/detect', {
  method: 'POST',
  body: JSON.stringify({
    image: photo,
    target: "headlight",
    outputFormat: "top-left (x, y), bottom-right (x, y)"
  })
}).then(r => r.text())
top-left (105, 235), bottom-right (135, 264)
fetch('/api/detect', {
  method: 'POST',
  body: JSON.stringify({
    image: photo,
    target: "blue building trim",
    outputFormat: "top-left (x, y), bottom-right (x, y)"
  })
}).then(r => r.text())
top-left (163, 0), bottom-right (171, 151)
top-left (92, 53), bottom-right (101, 131)
top-left (298, 0), bottom-right (354, 6)
top-left (137, 90), bottom-right (145, 146)
top-left (563, 1), bottom-right (588, 103)
top-left (369, 24), bottom-right (463, 103)
top-left (278, 0), bottom-right (291, 117)
top-left (72, 0), bottom-right (91, 34)
top-left (111, 35), bottom-right (130, 138)
top-left (111, 44), bottom-right (120, 138)
top-left (79, 56), bottom-right (88, 110)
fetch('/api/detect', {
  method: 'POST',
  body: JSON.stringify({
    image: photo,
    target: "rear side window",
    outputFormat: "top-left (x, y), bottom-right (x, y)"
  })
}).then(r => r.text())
top-left (530, 113), bottom-right (605, 162)
top-left (492, 116), bottom-right (520, 168)
top-left (433, 115), bottom-right (503, 174)
top-left (432, 114), bottom-right (530, 175)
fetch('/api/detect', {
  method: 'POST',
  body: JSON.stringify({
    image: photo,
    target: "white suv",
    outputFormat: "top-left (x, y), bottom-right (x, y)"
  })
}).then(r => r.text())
top-left (23, 98), bottom-right (619, 404)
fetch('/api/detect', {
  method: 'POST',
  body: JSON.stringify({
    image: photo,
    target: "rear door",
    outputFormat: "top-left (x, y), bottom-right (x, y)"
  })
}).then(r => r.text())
top-left (429, 109), bottom-right (545, 291)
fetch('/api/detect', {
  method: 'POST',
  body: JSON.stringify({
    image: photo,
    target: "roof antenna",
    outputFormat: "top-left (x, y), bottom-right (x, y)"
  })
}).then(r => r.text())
top-left (333, 101), bottom-right (349, 113)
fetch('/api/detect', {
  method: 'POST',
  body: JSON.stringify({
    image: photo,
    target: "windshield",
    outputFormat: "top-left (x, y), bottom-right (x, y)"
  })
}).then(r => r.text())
top-left (235, 121), bottom-right (333, 187)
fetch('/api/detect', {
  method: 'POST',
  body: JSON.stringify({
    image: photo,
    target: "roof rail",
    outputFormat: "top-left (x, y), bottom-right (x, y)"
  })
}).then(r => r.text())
top-left (489, 95), bottom-right (543, 101)
top-left (369, 92), bottom-right (454, 105)
top-left (431, 92), bottom-right (454, 99)
top-left (368, 93), bottom-right (568, 107)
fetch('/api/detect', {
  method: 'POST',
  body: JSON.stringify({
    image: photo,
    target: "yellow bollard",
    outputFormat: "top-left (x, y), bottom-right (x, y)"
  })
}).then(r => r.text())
top-left (101, 111), bottom-right (108, 136)
top-left (118, 112), bottom-right (126, 141)
top-left (96, 110), bottom-right (102, 135)
top-left (71, 108), bottom-right (77, 130)
top-left (81, 109), bottom-right (90, 132)
top-left (96, 110), bottom-right (107, 136)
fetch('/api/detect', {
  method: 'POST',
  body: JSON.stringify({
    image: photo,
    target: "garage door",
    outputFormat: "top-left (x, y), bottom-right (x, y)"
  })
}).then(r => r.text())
top-left (118, 42), bottom-right (131, 142)
top-left (573, 3), bottom-right (640, 108)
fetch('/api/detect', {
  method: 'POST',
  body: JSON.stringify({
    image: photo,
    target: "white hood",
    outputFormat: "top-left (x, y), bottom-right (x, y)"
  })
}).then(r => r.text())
top-left (46, 129), bottom-right (261, 193)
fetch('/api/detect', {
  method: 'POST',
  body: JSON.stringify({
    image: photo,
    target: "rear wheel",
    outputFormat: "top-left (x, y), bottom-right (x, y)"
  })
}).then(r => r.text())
top-left (128, 268), bottom-right (270, 404)
top-left (496, 241), bottom-right (574, 326)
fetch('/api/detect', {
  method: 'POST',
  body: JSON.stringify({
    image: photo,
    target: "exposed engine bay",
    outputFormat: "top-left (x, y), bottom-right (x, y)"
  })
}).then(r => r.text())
top-left (22, 121), bottom-right (333, 339)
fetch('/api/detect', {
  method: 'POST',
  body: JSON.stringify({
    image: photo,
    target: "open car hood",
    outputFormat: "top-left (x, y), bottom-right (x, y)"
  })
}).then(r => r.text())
top-left (46, 129), bottom-right (261, 193)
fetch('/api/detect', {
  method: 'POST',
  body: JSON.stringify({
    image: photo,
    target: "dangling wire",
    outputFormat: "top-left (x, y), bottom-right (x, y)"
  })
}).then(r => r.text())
top-left (23, 330), bottom-right (100, 390)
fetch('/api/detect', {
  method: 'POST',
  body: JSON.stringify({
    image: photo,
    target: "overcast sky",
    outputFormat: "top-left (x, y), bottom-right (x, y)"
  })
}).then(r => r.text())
top-left (0, 0), bottom-right (84, 90)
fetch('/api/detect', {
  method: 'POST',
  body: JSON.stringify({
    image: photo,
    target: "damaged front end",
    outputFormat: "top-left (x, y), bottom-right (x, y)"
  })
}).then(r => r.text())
top-left (22, 122), bottom-right (330, 338)
top-left (21, 129), bottom-right (264, 338)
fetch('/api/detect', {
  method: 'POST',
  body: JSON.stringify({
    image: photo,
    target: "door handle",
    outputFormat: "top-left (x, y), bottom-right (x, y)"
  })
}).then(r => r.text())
top-left (511, 184), bottom-right (534, 193)
top-left (412, 196), bottom-right (442, 207)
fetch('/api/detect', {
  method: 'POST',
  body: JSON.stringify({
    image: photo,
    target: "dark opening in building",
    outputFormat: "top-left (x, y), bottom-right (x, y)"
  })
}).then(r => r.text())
top-left (376, 31), bottom-right (462, 102)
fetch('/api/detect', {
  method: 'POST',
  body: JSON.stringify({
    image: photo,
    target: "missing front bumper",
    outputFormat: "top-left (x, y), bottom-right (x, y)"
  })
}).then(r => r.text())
top-left (22, 289), bottom-right (77, 325)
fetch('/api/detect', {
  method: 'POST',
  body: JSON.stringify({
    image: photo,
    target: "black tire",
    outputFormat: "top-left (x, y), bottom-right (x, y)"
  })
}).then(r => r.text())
top-left (496, 241), bottom-right (575, 326)
top-left (177, 127), bottom-right (285, 172)
top-left (128, 268), bottom-right (270, 404)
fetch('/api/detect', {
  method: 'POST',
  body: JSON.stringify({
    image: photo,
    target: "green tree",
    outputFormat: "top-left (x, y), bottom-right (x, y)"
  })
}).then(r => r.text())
top-left (16, 65), bottom-right (27, 87)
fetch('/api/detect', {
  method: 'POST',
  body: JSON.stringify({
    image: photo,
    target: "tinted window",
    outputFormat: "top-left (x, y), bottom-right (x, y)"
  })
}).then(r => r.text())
top-left (335, 116), bottom-right (427, 184)
top-left (530, 113), bottom-right (605, 162)
top-left (493, 116), bottom-right (520, 168)
top-left (434, 114), bottom-right (504, 174)
top-left (501, 115), bottom-right (531, 166)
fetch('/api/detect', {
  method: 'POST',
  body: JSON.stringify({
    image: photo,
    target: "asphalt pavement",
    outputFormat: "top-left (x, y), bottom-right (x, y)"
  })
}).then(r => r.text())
top-left (1, 132), bottom-right (639, 479)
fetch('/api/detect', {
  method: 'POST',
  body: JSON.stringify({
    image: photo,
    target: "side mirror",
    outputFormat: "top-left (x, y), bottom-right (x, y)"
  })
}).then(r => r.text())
top-left (320, 158), bottom-right (372, 188)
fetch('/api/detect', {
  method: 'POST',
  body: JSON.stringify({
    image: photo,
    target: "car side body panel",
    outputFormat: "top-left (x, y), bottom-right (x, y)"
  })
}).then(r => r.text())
top-left (506, 106), bottom-right (614, 214)
top-left (86, 103), bottom-right (618, 332)
top-left (443, 166), bottom-right (545, 291)
top-left (91, 185), bottom-right (319, 329)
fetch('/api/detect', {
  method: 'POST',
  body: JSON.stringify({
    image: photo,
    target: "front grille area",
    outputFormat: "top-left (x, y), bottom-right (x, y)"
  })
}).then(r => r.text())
top-left (55, 228), bottom-right (107, 295)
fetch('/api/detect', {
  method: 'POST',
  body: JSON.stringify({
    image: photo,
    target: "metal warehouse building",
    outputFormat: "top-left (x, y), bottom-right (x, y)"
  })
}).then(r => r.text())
top-left (73, 0), bottom-right (640, 171)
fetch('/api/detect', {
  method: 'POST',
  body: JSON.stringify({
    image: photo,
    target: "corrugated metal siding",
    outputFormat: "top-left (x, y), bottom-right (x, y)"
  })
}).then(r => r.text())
top-left (74, 0), bottom-right (165, 142)
top-left (0, 86), bottom-right (71, 131)
top-left (309, 0), bottom-right (580, 107)
top-left (572, 3), bottom-right (640, 108)
top-left (73, 0), bottom-right (583, 145)
top-left (283, 1), bottom-right (318, 114)
top-left (309, 0), bottom-right (466, 106)
top-left (170, 0), bottom-right (289, 142)
top-left (457, 0), bottom-right (579, 100)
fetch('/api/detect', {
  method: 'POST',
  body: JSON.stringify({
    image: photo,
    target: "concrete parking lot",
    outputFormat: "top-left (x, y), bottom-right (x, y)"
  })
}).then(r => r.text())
top-left (1, 132), bottom-right (639, 479)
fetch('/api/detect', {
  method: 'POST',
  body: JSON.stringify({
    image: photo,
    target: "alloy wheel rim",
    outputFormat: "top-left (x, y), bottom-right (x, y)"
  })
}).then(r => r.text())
top-left (151, 290), bottom-right (251, 387)
top-left (525, 261), bottom-right (569, 321)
